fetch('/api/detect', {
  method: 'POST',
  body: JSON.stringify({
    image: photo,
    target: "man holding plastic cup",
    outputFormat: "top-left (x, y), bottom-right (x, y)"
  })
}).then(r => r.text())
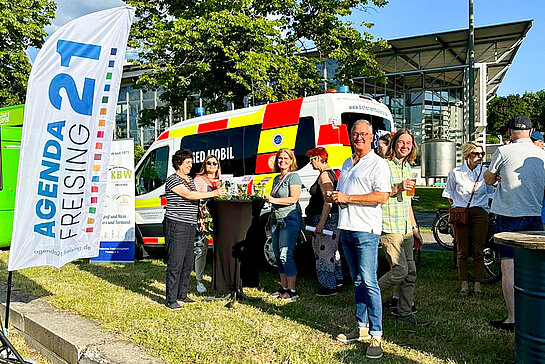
top-left (378, 128), bottom-right (427, 326)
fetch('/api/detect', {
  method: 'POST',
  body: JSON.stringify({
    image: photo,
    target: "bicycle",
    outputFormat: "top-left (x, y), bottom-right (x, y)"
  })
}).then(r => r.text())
top-left (432, 209), bottom-right (501, 284)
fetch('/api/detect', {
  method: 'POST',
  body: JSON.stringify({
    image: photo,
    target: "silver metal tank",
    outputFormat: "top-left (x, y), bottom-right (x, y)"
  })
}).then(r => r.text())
top-left (421, 139), bottom-right (457, 178)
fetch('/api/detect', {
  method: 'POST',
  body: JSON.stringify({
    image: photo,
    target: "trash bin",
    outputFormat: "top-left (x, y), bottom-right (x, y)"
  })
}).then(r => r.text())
top-left (494, 231), bottom-right (545, 363)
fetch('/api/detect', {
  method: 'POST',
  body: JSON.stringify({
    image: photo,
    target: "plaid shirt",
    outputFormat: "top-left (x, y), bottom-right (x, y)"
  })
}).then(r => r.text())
top-left (382, 158), bottom-right (412, 234)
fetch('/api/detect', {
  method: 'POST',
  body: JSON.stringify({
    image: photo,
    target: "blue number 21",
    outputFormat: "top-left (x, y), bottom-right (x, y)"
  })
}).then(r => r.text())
top-left (48, 40), bottom-right (101, 116)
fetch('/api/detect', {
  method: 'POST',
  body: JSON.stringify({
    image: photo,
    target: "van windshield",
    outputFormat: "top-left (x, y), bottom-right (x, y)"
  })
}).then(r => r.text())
top-left (341, 113), bottom-right (391, 133)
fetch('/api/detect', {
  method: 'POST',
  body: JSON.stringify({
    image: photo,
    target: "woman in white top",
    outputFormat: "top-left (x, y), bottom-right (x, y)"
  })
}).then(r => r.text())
top-left (443, 141), bottom-right (493, 295)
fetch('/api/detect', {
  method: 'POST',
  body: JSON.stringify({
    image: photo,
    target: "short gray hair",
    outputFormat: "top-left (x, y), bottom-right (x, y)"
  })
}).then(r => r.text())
top-left (351, 120), bottom-right (373, 134)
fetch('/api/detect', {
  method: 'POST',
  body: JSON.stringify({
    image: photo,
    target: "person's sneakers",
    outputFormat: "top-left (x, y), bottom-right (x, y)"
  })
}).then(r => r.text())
top-left (489, 319), bottom-right (515, 332)
top-left (366, 336), bottom-right (383, 359)
top-left (398, 313), bottom-right (429, 326)
top-left (167, 302), bottom-right (182, 310)
top-left (336, 326), bottom-right (371, 343)
top-left (315, 287), bottom-right (338, 297)
top-left (180, 297), bottom-right (196, 304)
top-left (196, 282), bottom-right (207, 293)
top-left (280, 289), bottom-right (299, 301)
top-left (391, 303), bottom-right (417, 317)
top-left (271, 287), bottom-right (287, 298)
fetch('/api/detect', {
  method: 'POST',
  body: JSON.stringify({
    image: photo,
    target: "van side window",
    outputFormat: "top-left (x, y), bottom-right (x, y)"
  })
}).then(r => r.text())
top-left (181, 127), bottom-right (251, 177)
top-left (135, 146), bottom-right (169, 195)
top-left (294, 116), bottom-right (315, 168)
top-left (341, 112), bottom-right (389, 134)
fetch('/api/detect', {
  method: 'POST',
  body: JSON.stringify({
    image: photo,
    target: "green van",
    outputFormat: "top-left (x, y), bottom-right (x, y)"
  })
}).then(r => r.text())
top-left (0, 105), bottom-right (24, 247)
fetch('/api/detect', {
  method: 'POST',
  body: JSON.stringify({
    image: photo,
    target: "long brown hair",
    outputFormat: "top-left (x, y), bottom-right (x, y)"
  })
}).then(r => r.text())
top-left (385, 128), bottom-right (418, 164)
top-left (197, 155), bottom-right (221, 179)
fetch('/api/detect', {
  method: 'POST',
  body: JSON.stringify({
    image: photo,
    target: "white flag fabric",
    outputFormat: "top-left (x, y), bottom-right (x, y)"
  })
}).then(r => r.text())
top-left (8, 6), bottom-right (135, 270)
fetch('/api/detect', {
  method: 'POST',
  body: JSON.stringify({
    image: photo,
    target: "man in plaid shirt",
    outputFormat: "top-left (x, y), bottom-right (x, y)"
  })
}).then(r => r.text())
top-left (378, 129), bottom-right (428, 326)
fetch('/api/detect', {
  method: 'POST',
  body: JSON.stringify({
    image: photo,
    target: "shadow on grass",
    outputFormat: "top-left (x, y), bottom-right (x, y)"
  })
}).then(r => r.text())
top-left (72, 259), bottom-right (168, 305)
top-left (0, 260), bottom-right (53, 302)
top-left (247, 250), bottom-right (514, 364)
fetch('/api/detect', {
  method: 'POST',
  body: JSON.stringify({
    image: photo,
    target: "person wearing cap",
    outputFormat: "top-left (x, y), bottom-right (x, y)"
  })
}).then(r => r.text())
top-left (531, 130), bottom-right (544, 149)
top-left (484, 115), bottom-right (545, 332)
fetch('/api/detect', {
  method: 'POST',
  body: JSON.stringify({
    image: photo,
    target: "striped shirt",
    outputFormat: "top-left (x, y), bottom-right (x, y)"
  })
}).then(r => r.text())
top-left (382, 158), bottom-right (412, 234)
top-left (165, 174), bottom-right (199, 224)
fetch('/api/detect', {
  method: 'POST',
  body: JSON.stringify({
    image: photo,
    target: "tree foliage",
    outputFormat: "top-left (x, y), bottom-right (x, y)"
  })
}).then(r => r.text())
top-left (125, 0), bottom-right (388, 124)
top-left (487, 91), bottom-right (545, 136)
top-left (0, 0), bottom-right (56, 107)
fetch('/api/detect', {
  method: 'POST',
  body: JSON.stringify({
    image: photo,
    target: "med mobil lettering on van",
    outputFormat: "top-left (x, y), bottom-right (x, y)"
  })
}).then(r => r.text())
top-left (193, 147), bottom-right (235, 163)
top-left (34, 40), bottom-right (101, 238)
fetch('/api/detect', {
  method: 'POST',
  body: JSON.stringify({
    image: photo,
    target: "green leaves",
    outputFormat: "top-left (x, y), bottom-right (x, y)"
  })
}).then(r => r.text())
top-left (487, 91), bottom-right (545, 136)
top-left (126, 0), bottom-right (388, 123)
top-left (0, 0), bottom-right (56, 107)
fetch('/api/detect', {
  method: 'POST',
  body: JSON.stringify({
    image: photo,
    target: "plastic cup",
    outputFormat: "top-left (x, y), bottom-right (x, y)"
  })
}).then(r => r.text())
top-left (406, 179), bottom-right (417, 197)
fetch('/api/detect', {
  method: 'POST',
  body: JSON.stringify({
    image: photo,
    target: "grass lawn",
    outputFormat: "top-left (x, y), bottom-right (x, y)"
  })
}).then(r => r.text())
top-left (0, 250), bottom-right (512, 363)
top-left (414, 187), bottom-right (450, 212)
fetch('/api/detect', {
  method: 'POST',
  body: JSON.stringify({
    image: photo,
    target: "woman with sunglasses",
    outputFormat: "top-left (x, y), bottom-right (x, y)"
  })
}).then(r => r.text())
top-left (305, 147), bottom-right (343, 296)
top-left (442, 141), bottom-right (493, 295)
top-left (266, 148), bottom-right (302, 301)
top-left (193, 155), bottom-right (222, 294)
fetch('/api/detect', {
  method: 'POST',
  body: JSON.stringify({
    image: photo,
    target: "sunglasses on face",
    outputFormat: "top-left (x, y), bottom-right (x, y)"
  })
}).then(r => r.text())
top-left (470, 152), bottom-right (485, 157)
top-left (309, 156), bottom-right (319, 161)
top-left (206, 161), bottom-right (218, 166)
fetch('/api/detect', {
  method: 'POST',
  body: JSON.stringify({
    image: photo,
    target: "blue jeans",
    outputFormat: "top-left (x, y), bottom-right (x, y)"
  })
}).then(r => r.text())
top-left (340, 230), bottom-right (383, 336)
top-left (271, 212), bottom-right (302, 277)
top-left (496, 215), bottom-right (543, 259)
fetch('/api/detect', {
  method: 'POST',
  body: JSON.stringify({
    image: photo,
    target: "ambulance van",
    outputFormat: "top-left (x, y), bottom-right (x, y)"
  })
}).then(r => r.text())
top-left (134, 91), bottom-right (393, 260)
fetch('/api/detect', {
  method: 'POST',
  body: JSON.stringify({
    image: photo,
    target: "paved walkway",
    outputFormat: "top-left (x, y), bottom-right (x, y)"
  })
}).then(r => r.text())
top-left (0, 282), bottom-right (161, 364)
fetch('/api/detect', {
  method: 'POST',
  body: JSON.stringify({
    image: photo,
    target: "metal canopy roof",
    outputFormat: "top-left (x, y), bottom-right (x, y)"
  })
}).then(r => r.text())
top-left (359, 20), bottom-right (532, 97)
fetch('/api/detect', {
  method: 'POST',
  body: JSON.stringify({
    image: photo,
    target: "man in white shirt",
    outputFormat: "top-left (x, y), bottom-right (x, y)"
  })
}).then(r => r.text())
top-left (330, 120), bottom-right (391, 359)
top-left (484, 115), bottom-right (545, 332)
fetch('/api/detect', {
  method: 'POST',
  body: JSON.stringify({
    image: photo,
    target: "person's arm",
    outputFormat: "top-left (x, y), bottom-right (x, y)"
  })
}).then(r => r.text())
top-left (329, 190), bottom-right (389, 205)
top-left (442, 170), bottom-right (456, 206)
top-left (172, 183), bottom-right (224, 200)
top-left (483, 169), bottom-right (499, 186)
top-left (315, 172), bottom-right (335, 234)
top-left (267, 184), bottom-right (302, 205)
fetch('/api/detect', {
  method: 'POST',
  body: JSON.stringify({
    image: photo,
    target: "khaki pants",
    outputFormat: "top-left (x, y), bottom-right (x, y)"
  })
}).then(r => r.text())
top-left (378, 233), bottom-right (416, 316)
top-left (452, 207), bottom-right (488, 283)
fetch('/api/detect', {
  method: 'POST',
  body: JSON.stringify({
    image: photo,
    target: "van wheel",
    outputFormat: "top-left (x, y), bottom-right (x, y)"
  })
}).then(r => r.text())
top-left (259, 214), bottom-right (277, 270)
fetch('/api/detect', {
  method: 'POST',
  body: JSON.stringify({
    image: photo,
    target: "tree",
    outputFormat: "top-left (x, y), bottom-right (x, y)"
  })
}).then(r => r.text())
top-left (125, 0), bottom-right (388, 125)
top-left (0, 0), bottom-right (56, 107)
top-left (487, 91), bottom-right (545, 137)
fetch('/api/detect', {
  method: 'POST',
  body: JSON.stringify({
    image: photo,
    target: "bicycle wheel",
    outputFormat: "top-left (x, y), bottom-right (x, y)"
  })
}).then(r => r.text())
top-left (432, 211), bottom-right (455, 250)
top-left (469, 238), bottom-right (502, 284)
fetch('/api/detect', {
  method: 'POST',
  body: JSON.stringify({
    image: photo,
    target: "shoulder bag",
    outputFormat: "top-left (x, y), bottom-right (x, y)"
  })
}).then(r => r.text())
top-left (448, 165), bottom-right (482, 225)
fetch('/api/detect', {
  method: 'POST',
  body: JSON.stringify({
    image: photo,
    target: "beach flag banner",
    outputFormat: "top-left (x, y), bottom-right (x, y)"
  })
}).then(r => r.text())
top-left (8, 6), bottom-right (135, 270)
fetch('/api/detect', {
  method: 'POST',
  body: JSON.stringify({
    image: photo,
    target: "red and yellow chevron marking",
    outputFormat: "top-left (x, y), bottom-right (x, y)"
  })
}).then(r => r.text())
top-left (135, 197), bottom-right (167, 208)
top-left (143, 237), bottom-right (165, 245)
top-left (317, 124), bottom-right (350, 146)
top-left (323, 145), bottom-right (353, 169)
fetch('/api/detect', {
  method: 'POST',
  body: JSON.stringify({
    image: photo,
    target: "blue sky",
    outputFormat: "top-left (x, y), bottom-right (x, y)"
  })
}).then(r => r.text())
top-left (355, 0), bottom-right (544, 96)
top-left (42, 0), bottom-right (542, 96)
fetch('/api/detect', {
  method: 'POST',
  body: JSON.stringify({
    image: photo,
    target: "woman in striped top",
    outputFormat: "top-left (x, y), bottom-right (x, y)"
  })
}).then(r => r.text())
top-left (164, 149), bottom-right (226, 310)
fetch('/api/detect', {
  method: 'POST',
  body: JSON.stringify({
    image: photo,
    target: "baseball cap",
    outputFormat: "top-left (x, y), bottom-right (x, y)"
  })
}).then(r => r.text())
top-left (508, 115), bottom-right (532, 130)
top-left (531, 131), bottom-right (544, 142)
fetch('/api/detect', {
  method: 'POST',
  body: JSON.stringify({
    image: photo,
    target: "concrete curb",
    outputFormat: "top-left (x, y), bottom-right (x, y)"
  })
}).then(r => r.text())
top-left (0, 283), bottom-right (161, 364)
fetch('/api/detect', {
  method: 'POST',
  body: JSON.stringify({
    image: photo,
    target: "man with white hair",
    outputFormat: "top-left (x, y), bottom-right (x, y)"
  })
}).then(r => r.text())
top-left (484, 115), bottom-right (545, 332)
top-left (330, 120), bottom-right (391, 359)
